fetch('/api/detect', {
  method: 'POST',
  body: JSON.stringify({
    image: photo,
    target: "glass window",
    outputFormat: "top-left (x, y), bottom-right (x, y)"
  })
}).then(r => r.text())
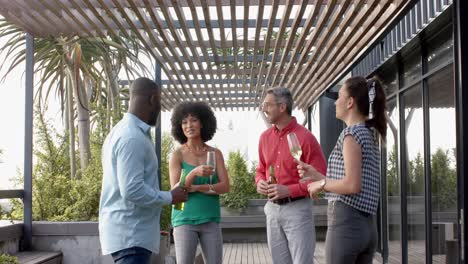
top-left (426, 28), bottom-right (454, 72)
top-left (400, 50), bottom-right (422, 88)
top-left (428, 64), bottom-right (458, 263)
top-left (377, 67), bottom-right (398, 96)
top-left (386, 99), bottom-right (402, 264)
top-left (402, 84), bottom-right (426, 263)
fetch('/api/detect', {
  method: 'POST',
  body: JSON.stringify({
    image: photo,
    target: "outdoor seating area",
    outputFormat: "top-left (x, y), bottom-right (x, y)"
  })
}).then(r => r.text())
top-left (1, 0), bottom-right (467, 263)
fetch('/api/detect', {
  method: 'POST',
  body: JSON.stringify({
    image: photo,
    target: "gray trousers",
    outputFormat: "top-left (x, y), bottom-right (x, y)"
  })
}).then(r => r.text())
top-left (325, 201), bottom-right (377, 264)
top-left (264, 198), bottom-right (316, 264)
top-left (173, 222), bottom-right (223, 264)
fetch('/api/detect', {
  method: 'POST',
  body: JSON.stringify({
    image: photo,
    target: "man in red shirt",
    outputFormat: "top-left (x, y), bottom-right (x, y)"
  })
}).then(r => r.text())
top-left (256, 87), bottom-right (327, 264)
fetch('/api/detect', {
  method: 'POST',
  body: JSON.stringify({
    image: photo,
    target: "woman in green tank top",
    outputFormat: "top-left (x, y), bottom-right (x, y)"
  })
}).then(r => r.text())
top-left (169, 102), bottom-right (230, 264)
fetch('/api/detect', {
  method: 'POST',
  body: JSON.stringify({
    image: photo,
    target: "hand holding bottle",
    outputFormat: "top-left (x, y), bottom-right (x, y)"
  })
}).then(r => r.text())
top-left (173, 169), bottom-right (188, 210)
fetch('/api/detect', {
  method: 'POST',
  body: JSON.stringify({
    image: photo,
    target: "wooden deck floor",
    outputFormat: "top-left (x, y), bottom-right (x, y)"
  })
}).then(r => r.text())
top-left (220, 241), bottom-right (447, 264)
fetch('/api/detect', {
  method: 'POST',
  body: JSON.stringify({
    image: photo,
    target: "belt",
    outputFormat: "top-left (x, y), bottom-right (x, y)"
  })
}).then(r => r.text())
top-left (272, 196), bottom-right (306, 205)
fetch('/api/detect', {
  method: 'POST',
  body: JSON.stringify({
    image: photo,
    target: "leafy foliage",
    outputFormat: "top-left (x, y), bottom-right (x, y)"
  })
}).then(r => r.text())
top-left (160, 133), bottom-right (175, 231)
top-left (0, 254), bottom-right (19, 264)
top-left (4, 108), bottom-right (175, 223)
top-left (407, 153), bottom-right (425, 196)
top-left (431, 148), bottom-right (457, 211)
top-left (386, 146), bottom-right (457, 211)
top-left (387, 145), bottom-right (399, 196)
top-left (0, 19), bottom-right (152, 176)
top-left (221, 151), bottom-right (262, 209)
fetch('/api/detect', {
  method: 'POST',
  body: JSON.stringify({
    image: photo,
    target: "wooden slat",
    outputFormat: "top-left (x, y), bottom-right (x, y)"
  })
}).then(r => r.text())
top-left (199, 0), bottom-right (222, 108)
top-left (289, 0), bottom-right (356, 97)
top-left (245, 0), bottom-right (265, 110)
top-left (215, 0), bottom-right (230, 110)
top-left (298, 0), bottom-right (401, 109)
top-left (111, 0), bottom-right (185, 108)
top-left (81, 0), bottom-right (121, 38)
top-left (90, 0), bottom-right (174, 109)
top-left (186, 0), bottom-right (224, 108)
top-left (156, 0), bottom-right (214, 107)
top-left (65, 0), bottom-right (107, 36)
top-left (0, 0), bottom-right (411, 110)
top-left (82, 0), bottom-right (165, 116)
top-left (41, 0), bottom-right (340, 9)
top-left (37, 0), bottom-right (84, 36)
top-left (290, 0), bottom-right (368, 101)
top-left (283, 0), bottom-right (339, 92)
top-left (169, 1), bottom-right (219, 108)
top-left (0, 3), bottom-right (48, 36)
top-left (166, 63), bottom-right (282, 76)
top-left (134, 1), bottom-right (197, 102)
top-left (276, 0), bottom-right (323, 87)
top-left (269, 0), bottom-right (309, 86)
top-left (258, 0), bottom-right (294, 102)
top-left (46, 0), bottom-right (94, 37)
top-left (300, 1), bottom-right (400, 108)
top-left (229, 0), bottom-right (240, 111)
top-left (240, 0), bottom-right (250, 111)
top-left (14, 1), bottom-right (63, 36)
top-left (252, 0), bottom-right (280, 106)
top-left (0, 11), bottom-right (38, 36)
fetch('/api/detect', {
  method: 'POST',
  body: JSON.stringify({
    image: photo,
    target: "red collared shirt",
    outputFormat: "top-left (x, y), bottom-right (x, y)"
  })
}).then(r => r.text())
top-left (255, 117), bottom-right (327, 198)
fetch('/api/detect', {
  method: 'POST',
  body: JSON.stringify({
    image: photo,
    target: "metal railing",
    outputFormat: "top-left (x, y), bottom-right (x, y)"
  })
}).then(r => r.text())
top-left (0, 189), bottom-right (24, 200)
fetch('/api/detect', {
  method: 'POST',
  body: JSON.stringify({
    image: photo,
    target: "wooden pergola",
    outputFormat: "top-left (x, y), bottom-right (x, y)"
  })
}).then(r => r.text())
top-left (0, 0), bottom-right (410, 111)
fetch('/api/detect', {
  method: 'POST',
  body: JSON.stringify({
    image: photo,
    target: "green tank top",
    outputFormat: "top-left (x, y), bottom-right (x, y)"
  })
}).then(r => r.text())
top-left (171, 161), bottom-right (221, 227)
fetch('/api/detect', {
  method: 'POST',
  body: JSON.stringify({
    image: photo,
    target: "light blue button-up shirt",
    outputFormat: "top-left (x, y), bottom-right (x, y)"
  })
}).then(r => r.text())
top-left (99, 113), bottom-right (172, 255)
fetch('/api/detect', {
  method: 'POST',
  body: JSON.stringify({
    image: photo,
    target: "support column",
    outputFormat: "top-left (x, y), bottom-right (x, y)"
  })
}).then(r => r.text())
top-left (454, 0), bottom-right (468, 262)
top-left (319, 94), bottom-right (342, 160)
top-left (154, 62), bottom-right (162, 189)
top-left (23, 33), bottom-right (34, 250)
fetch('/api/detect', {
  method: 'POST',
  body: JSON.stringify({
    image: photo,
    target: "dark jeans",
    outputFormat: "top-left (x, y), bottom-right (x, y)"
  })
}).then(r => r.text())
top-left (325, 201), bottom-right (377, 264)
top-left (111, 247), bottom-right (152, 264)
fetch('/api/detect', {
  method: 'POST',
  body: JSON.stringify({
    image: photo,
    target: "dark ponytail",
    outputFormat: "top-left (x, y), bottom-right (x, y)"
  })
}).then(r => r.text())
top-left (366, 77), bottom-right (387, 140)
top-left (344, 76), bottom-right (387, 140)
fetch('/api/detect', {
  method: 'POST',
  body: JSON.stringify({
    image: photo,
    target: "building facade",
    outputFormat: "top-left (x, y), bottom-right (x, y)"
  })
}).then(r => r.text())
top-left (310, 0), bottom-right (467, 263)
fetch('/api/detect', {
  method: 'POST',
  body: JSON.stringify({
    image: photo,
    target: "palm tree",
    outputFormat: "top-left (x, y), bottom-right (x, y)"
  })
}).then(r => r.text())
top-left (0, 18), bottom-right (150, 177)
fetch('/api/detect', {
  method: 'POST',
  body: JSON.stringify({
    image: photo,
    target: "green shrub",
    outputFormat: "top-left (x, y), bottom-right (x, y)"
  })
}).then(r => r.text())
top-left (160, 133), bottom-right (174, 231)
top-left (0, 254), bottom-right (19, 264)
top-left (3, 110), bottom-right (175, 226)
top-left (221, 151), bottom-right (262, 209)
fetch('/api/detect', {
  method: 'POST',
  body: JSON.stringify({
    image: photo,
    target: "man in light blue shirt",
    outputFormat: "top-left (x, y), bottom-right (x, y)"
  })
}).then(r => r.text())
top-left (99, 77), bottom-right (188, 264)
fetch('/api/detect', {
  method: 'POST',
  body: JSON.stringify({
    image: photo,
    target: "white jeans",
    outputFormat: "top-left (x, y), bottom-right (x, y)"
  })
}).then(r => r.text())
top-left (264, 198), bottom-right (316, 264)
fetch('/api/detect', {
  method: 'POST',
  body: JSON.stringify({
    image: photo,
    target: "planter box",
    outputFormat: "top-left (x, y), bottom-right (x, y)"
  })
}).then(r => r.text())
top-left (151, 234), bottom-right (170, 264)
top-left (220, 198), bottom-right (329, 242)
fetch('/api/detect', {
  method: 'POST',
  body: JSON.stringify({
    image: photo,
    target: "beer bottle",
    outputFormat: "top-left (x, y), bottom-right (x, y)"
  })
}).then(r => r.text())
top-left (174, 169), bottom-right (187, 211)
top-left (268, 165), bottom-right (277, 184)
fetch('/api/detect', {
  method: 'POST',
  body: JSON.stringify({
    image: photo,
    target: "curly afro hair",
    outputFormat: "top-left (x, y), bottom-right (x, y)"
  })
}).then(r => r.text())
top-left (171, 101), bottom-right (217, 144)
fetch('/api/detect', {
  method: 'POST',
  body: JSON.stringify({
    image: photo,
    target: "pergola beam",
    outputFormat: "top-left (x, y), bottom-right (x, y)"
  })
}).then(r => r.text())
top-left (0, 0), bottom-right (412, 111)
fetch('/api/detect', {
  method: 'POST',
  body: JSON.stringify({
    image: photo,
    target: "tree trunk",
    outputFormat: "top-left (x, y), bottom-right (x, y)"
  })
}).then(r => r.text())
top-left (66, 75), bottom-right (76, 178)
top-left (104, 60), bottom-right (120, 127)
top-left (67, 43), bottom-right (91, 174)
top-left (74, 75), bottom-right (91, 172)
